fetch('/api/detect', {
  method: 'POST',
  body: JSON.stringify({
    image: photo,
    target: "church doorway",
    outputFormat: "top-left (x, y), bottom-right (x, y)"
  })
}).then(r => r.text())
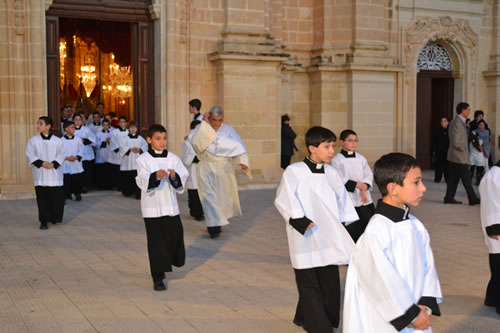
top-left (416, 42), bottom-right (455, 169)
top-left (46, 0), bottom-right (154, 135)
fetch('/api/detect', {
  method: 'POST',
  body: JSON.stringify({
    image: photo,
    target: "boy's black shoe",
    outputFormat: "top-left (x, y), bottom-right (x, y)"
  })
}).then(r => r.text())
top-left (194, 216), bottom-right (205, 221)
top-left (292, 319), bottom-right (305, 329)
top-left (153, 280), bottom-right (167, 291)
top-left (444, 198), bottom-right (462, 204)
top-left (209, 232), bottom-right (220, 239)
top-left (75, 194), bottom-right (82, 201)
top-left (469, 199), bottom-right (480, 206)
top-left (82, 188), bottom-right (88, 194)
top-left (485, 297), bottom-right (495, 307)
top-left (40, 223), bottom-right (48, 230)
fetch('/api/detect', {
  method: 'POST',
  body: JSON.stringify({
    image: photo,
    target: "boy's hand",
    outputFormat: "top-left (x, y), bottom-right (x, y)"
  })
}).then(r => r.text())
top-left (168, 169), bottom-right (176, 179)
top-left (106, 138), bottom-right (110, 143)
top-left (131, 147), bottom-right (140, 153)
top-left (240, 164), bottom-right (248, 171)
top-left (356, 182), bottom-right (368, 191)
top-left (156, 169), bottom-right (169, 179)
top-left (408, 305), bottom-right (431, 331)
top-left (489, 235), bottom-right (500, 240)
top-left (306, 222), bottom-right (315, 230)
top-left (360, 190), bottom-right (368, 204)
top-left (42, 161), bottom-right (53, 169)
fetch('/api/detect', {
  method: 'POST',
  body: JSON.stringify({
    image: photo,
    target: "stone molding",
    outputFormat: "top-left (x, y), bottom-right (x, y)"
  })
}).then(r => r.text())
top-left (14, 0), bottom-right (25, 35)
top-left (44, 0), bottom-right (53, 11)
top-left (149, 1), bottom-right (161, 20)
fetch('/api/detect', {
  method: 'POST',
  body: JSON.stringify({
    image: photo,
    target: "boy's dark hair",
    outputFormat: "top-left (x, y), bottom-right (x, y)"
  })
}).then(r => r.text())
top-left (374, 153), bottom-right (421, 197)
top-left (147, 124), bottom-right (167, 138)
top-left (190, 120), bottom-right (201, 130)
top-left (281, 114), bottom-right (290, 124)
top-left (456, 102), bottom-right (469, 115)
top-left (92, 111), bottom-right (100, 116)
top-left (440, 116), bottom-right (449, 121)
top-left (108, 112), bottom-right (116, 118)
top-left (63, 120), bottom-right (74, 129)
top-left (477, 119), bottom-right (486, 126)
top-left (474, 110), bottom-right (484, 119)
top-left (102, 119), bottom-right (110, 124)
top-left (73, 113), bottom-right (82, 120)
top-left (119, 116), bottom-right (127, 121)
top-left (189, 98), bottom-right (202, 111)
top-left (340, 129), bottom-right (357, 141)
top-left (305, 126), bottom-right (336, 153)
top-left (96, 102), bottom-right (104, 107)
top-left (128, 121), bottom-right (138, 128)
top-left (39, 116), bottom-right (53, 129)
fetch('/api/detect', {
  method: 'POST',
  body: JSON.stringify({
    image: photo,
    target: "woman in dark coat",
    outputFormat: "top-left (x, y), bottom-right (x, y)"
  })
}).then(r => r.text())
top-left (281, 114), bottom-right (298, 169)
top-left (432, 116), bottom-right (450, 183)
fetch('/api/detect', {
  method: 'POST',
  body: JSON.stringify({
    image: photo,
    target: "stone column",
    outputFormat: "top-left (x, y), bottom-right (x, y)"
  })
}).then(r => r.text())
top-left (0, 1), bottom-right (47, 196)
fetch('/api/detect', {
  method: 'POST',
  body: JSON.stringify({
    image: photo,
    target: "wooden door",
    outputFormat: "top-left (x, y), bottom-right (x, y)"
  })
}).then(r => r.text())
top-left (46, 16), bottom-right (61, 136)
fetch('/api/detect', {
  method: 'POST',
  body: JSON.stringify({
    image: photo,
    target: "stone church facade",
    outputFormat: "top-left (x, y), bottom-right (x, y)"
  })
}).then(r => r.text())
top-left (1, 0), bottom-right (499, 196)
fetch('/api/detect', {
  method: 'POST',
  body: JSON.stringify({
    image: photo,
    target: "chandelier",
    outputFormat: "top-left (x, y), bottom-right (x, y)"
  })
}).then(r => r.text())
top-left (79, 51), bottom-right (97, 97)
top-left (102, 54), bottom-right (132, 99)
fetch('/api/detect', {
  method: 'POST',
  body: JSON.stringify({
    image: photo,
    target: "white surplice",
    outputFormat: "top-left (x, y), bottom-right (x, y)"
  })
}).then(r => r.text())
top-left (181, 138), bottom-right (199, 190)
top-left (274, 161), bottom-right (358, 269)
top-left (107, 128), bottom-right (128, 165)
top-left (190, 121), bottom-right (249, 227)
top-left (74, 125), bottom-right (96, 161)
top-left (95, 130), bottom-right (111, 164)
top-left (119, 134), bottom-right (148, 171)
top-left (135, 151), bottom-right (188, 218)
top-left (343, 213), bottom-right (442, 333)
top-left (26, 134), bottom-right (65, 186)
top-left (479, 165), bottom-right (500, 254)
top-left (331, 151), bottom-right (374, 207)
top-left (61, 135), bottom-right (84, 174)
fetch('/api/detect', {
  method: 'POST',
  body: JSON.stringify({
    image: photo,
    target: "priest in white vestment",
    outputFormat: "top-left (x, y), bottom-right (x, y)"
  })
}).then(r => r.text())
top-left (189, 106), bottom-right (249, 238)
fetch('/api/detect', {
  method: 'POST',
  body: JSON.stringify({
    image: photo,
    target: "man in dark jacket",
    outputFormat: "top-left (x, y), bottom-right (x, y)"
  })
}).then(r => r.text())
top-left (281, 114), bottom-right (298, 169)
top-left (432, 117), bottom-right (450, 183)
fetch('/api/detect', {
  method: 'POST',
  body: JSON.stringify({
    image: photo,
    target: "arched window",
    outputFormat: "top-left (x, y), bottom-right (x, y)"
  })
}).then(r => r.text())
top-left (417, 42), bottom-right (453, 71)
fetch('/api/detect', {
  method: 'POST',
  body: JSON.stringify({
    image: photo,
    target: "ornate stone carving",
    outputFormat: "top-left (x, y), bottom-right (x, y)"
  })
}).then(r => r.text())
top-left (178, 0), bottom-right (191, 43)
top-left (14, 0), bottom-right (25, 35)
top-left (417, 43), bottom-right (452, 71)
top-left (149, 0), bottom-right (161, 20)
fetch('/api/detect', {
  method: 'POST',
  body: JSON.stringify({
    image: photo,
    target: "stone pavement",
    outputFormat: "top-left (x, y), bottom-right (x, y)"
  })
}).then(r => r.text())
top-left (0, 171), bottom-right (498, 333)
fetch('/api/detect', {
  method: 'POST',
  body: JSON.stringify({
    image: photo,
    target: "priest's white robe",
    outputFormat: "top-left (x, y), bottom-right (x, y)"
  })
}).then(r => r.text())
top-left (107, 128), bottom-right (129, 165)
top-left (181, 138), bottom-right (199, 190)
top-left (119, 135), bottom-right (148, 171)
top-left (331, 150), bottom-right (374, 207)
top-left (74, 125), bottom-right (96, 161)
top-left (274, 161), bottom-right (358, 269)
top-left (136, 151), bottom-right (188, 218)
top-left (479, 165), bottom-right (500, 254)
top-left (26, 134), bottom-right (65, 187)
top-left (190, 121), bottom-right (249, 227)
top-left (343, 214), bottom-right (442, 333)
top-left (62, 136), bottom-right (84, 175)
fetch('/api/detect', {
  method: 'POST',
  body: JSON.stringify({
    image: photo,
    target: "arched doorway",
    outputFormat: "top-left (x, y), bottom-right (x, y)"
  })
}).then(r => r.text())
top-left (416, 42), bottom-right (455, 169)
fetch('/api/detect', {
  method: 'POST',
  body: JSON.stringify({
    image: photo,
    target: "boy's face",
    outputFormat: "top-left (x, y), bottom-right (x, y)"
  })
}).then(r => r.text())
top-left (208, 114), bottom-right (223, 130)
top-left (309, 141), bottom-right (335, 163)
top-left (96, 104), bottom-right (104, 113)
top-left (102, 122), bottom-right (110, 131)
top-left (63, 108), bottom-right (71, 119)
top-left (65, 124), bottom-right (75, 136)
top-left (393, 167), bottom-right (426, 206)
top-left (129, 126), bottom-right (138, 135)
top-left (189, 105), bottom-right (198, 114)
top-left (440, 118), bottom-right (449, 128)
top-left (37, 119), bottom-right (50, 133)
top-left (147, 131), bottom-right (167, 151)
top-left (479, 122), bottom-right (485, 130)
top-left (340, 134), bottom-right (358, 152)
top-left (118, 119), bottom-right (127, 129)
top-left (93, 114), bottom-right (101, 123)
top-left (73, 116), bottom-right (82, 127)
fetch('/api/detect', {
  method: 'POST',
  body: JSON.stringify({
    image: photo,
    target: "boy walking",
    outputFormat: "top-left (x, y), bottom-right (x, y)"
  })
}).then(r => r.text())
top-left (343, 153), bottom-right (442, 332)
top-left (95, 119), bottom-right (112, 190)
top-left (26, 116), bottom-right (65, 230)
top-left (275, 126), bottom-right (358, 332)
top-left (62, 121), bottom-right (84, 202)
top-left (119, 121), bottom-right (148, 199)
top-left (135, 124), bottom-right (188, 291)
top-left (479, 160), bottom-right (500, 315)
top-left (332, 129), bottom-right (375, 242)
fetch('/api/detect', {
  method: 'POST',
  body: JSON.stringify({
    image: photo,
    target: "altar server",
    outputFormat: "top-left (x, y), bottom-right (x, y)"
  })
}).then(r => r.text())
top-left (136, 124), bottom-right (188, 291)
top-left (61, 121), bottom-right (84, 202)
top-left (479, 160), bottom-right (500, 315)
top-left (107, 116), bottom-right (128, 189)
top-left (95, 119), bottom-right (112, 190)
top-left (190, 106), bottom-right (250, 238)
top-left (119, 121), bottom-right (148, 199)
top-left (275, 126), bottom-right (358, 332)
top-left (181, 120), bottom-right (204, 221)
top-left (26, 116), bottom-right (65, 230)
top-left (331, 129), bottom-right (375, 242)
top-left (73, 113), bottom-right (96, 192)
top-left (343, 153), bottom-right (442, 333)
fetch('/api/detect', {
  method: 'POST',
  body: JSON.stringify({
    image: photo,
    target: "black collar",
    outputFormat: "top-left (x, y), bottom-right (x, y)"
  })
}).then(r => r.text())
top-left (340, 150), bottom-right (356, 158)
top-left (75, 125), bottom-right (82, 130)
top-left (128, 134), bottom-right (138, 139)
top-left (375, 199), bottom-right (410, 223)
top-left (102, 129), bottom-right (109, 133)
top-left (303, 156), bottom-right (324, 174)
top-left (40, 133), bottom-right (53, 140)
top-left (93, 122), bottom-right (100, 126)
top-left (64, 135), bottom-right (74, 140)
top-left (118, 127), bottom-right (127, 132)
top-left (148, 148), bottom-right (168, 158)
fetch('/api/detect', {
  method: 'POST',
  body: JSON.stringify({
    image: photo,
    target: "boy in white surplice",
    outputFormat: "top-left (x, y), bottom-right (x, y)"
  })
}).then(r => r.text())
top-left (275, 126), bottom-right (358, 332)
top-left (343, 153), bottom-right (442, 333)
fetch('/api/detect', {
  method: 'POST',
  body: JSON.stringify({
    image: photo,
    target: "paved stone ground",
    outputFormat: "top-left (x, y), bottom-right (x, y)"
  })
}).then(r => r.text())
top-left (0, 171), bottom-right (498, 332)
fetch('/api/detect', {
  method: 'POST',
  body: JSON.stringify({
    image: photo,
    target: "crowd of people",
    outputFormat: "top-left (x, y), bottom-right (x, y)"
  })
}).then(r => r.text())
top-left (25, 99), bottom-right (499, 331)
